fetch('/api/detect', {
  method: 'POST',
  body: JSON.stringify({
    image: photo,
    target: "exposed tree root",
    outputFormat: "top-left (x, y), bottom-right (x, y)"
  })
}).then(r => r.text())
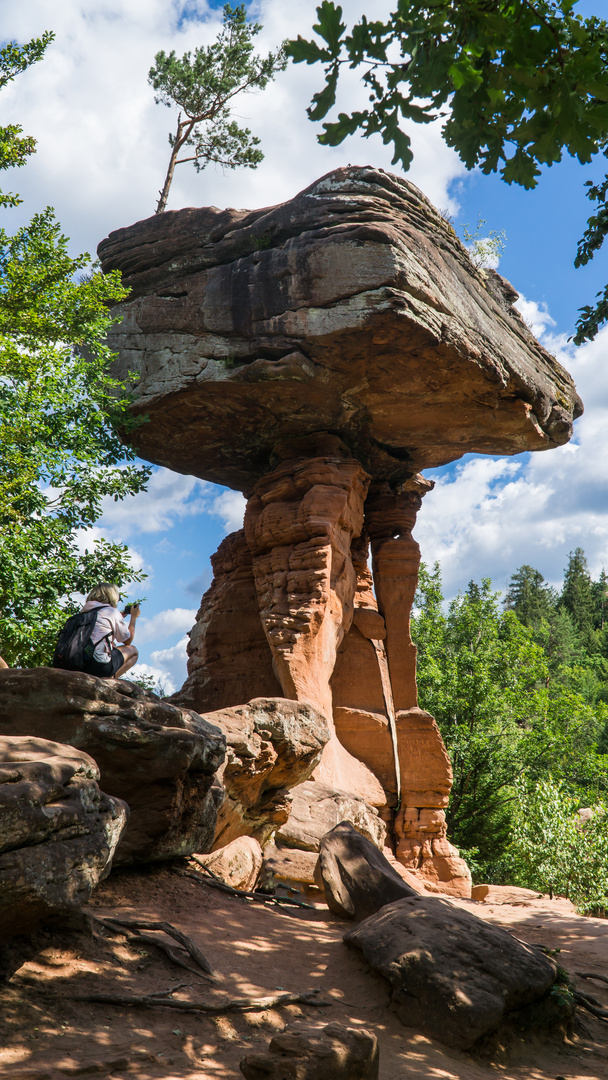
top-left (50, 986), bottom-right (330, 1014)
top-left (576, 971), bottom-right (608, 986)
top-left (574, 991), bottom-right (608, 1021)
top-left (93, 916), bottom-right (214, 978)
top-left (183, 862), bottom-right (315, 909)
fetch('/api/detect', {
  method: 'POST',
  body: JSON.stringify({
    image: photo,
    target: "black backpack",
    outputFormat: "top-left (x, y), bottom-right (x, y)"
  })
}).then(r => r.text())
top-left (52, 609), bottom-right (110, 671)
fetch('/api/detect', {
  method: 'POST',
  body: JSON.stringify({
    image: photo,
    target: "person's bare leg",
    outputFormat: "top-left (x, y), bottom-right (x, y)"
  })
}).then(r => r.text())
top-left (0, 656), bottom-right (8, 669)
top-left (115, 644), bottom-right (138, 678)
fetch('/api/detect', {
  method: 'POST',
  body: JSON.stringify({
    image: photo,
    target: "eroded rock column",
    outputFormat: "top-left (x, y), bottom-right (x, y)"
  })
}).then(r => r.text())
top-left (366, 480), bottom-right (471, 895)
top-left (243, 436), bottom-right (384, 801)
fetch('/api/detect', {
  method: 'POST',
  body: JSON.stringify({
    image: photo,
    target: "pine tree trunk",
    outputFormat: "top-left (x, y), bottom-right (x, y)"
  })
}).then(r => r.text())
top-left (156, 143), bottom-right (180, 214)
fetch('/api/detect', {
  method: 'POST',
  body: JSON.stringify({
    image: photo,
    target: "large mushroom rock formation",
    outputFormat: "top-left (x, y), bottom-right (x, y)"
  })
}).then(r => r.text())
top-left (0, 669), bottom-right (225, 865)
top-left (99, 166), bottom-right (582, 895)
top-left (0, 735), bottom-right (127, 942)
top-left (99, 165), bottom-right (581, 487)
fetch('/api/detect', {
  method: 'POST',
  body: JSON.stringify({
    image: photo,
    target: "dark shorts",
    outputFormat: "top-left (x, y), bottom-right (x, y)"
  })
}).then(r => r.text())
top-left (81, 646), bottom-right (125, 678)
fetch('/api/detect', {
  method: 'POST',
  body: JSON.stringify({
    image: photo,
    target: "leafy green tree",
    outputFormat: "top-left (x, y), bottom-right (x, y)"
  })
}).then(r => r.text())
top-left (0, 37), bottom-right (150, 666)
top-left (412, 565), bottom-right (548, 859)
top-left (505, 564), bottom-right (556, 628)
top-left (287, 1), bottom-right (608, 342)
top-left (506, 778), bottom-right (608, 912)
top-left (560, 547), bottom-right (596, 635)
top-left (149, 3), bottom-right (287, 213)
top-left (412, 564), bottom-right (608, 880)
top-left (0, 32), bottom-right (54, 207)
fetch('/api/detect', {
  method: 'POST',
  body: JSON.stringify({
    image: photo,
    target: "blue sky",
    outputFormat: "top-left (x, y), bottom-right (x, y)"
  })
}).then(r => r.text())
top-left (3, 0), bottom-right (608, 690)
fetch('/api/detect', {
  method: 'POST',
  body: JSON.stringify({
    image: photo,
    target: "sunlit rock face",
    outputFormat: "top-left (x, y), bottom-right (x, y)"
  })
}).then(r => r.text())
top-left (98, 167), bottom-right (582, 897)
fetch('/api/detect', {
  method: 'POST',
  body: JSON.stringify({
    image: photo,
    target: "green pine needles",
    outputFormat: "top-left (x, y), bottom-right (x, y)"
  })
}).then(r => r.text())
top-left (149, 3), bottom-right (287, 213)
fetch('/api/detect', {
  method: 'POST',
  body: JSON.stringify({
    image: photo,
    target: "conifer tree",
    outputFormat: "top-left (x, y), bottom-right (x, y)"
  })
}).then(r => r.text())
top-left (149, 3), bottom-right (286, 213)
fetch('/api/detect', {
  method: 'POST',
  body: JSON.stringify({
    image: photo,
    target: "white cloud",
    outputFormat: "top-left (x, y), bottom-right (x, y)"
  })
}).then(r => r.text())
top-left (208, 490), bottom-right (247, 533)
top-left (514, 296), bottom-right (556, 339)
top-left (97, 467), bottom-right (210, 537)
top-left (150, 634), bottom-right (190, 692)
top-left (136, 605), bottom-right (196, 643)
top-left (416, 319), bottom-right (608, 598)
top-left (127, 661), bottom-right (176, 696)
top-left (2, 0), bottom-right (466, 260)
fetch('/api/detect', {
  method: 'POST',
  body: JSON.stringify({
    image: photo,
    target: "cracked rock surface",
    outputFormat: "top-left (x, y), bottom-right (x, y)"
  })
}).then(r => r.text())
top-left (99, 165), bottom-right (581, 492)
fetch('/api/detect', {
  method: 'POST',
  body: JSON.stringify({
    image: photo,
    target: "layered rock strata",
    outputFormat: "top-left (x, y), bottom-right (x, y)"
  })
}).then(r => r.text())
top-left (0, 669), bottom-right (225, 864)
top-left (205, 698), bottom-right (330, 848)
top-left (99, 166), bottom-right (582, 897)
top-left (0, 735), bottom-right (127, 941)
top-left (98, 166), bottom-right (581, 490)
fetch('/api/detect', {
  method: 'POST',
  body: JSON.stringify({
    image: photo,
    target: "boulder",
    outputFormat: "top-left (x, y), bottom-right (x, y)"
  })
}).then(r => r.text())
top-left (0, 668), bottom-right (225, 864)
top-left (261, 844), bottom-right (320, 893)
top-left (0, 735), bottom-right (127, 941)
top-left (239, 1022), bottom-right (379, 1080)
top-left (344, 896), bottom-right (558, 1049)
top-left (276, 780), bottom-right (386, 853)
top-left (471, 884), bottom-right (544, 904)
top-left (315, 821), bottom-right (419, 920)
top-left (206, 699), bottom-right (330, 848)
top-left (194, 836), bottom-right (263, 891)
top-left (99, 166), bottom-right (581, 492)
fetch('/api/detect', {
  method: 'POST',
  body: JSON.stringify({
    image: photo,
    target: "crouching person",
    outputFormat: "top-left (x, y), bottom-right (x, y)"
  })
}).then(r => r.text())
top-left (77, 583), bottom-right (140, 678)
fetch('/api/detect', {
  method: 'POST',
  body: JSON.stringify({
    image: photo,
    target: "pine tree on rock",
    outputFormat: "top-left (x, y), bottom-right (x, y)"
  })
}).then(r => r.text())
top-left (149, 3), bottom-right (287, 214)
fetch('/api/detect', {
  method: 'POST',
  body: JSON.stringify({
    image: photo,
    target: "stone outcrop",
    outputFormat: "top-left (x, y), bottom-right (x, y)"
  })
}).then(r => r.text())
top-left (205, 698), bottom-right (330, 848)
top-left (0, 669), bottom-right (225, 865)
top-left (193, 836), bottom-right (263, 892)
top-left (315, 822), bottom-right (419, 920)
top-left (275, 781), bottom-right (386, 853)
top-left (239, 1022), bottom-right (379, 1080)
top-left (99, 166), bottom-right (582, 897)
top-left (0, 735), bottom-right (127, 941)
top-left (344, 896), bottom-right (558, 1049)
top-left (99, 166), bottom-right (581, 491)
top-left (178, 529), bottom-right (282, 714)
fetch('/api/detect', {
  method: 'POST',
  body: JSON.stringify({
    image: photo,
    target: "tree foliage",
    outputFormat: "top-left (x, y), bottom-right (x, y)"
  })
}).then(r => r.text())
top-left (287, 1), bottom-right (608, 343)
top-left (149, 3), bottom-right (287, 213)
top-left (412, 559), bottom-right (608, 901)
top-left (0, 36), bottom-right (150, 666)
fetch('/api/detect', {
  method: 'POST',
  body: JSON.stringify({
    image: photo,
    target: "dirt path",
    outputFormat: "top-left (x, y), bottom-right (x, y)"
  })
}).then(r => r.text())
top-left (1, 865), bottom-right (607, 1080)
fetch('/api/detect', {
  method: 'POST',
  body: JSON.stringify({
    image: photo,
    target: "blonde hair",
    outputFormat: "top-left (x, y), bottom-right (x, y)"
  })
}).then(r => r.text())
top-left (87, 583), bottom-right (120, 607)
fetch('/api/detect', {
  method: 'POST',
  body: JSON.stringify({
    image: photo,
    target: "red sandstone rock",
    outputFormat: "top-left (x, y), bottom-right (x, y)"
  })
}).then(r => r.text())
top-left (176, 529), bottom-right (282, 714)
top-left (205, 698), bottom-right (330, 848)
top-left (0, 736), bottom-right (127, 941)
top-left (240, 1022), bottom-right (379, 1080)
top-left (96, 166), bottom-right (582, 900)
top-left (193, 836), bottom-right (263, 892)
top-left (0, 669), bottom-right (225, 865)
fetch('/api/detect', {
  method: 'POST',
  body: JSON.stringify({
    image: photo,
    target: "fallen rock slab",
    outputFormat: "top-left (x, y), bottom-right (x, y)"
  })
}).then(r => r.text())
top-left (261, 844), bottom-right (320, 895)
top-left (276, 780), bottom-right (386, 853)
top-left (194, 836), bottom-right (263, 891)
top-left (0, 735), bottom-right (127, 942)
top-left (0, 668), bottom-right (225, 864)
top-left (472, 884), bottom-right (544, 904)
top-left (239, 1021), bottom-right (379, 1080)
top-left (344, 895), bottom-right (558, 1049)
top-left (207, 698), bottom-right (330, 848)
top-left (315, 821), bottom-right (418, 920)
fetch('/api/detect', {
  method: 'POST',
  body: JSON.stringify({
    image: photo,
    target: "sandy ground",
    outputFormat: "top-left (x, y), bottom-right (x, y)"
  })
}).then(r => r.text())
top-left (1, 863), bottom-right (607, 1080)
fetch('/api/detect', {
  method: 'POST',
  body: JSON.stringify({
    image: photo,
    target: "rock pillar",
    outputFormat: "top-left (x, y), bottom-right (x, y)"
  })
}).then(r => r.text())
top-left (366, 481), bottom-right (429, 711)
top-left (243, 436), bottom-right (384, 801)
